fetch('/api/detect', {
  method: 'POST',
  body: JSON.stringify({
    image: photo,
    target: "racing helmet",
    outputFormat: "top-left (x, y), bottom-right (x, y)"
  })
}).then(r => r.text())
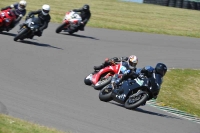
top-left (155, 63), bottom-right (167, 77)
top-left (128, 55), bottom-right (138, 69)
top-left (42, 4), bottom-right (50, 15)
top-left (82, 4), bottom-right (90, 12)
top-left (18, 0), bottom-right (27, 10)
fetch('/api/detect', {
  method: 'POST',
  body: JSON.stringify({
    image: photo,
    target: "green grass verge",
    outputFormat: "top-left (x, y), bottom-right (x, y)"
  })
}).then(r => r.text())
top-left (0, 0), bottom-right (200, 132)
top-left (0, 114), bottom-right (68, 133)
top-left (157, 69), bottom-right (200, 117)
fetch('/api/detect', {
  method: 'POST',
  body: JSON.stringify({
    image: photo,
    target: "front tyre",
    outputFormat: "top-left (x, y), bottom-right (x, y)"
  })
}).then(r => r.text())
top-left (56, 23), bottom-right (67, 33)
top-left (99, 84), bottom-right (113, 102)
top-left (124, 91), bottom-right (148, 109)
top-left (84, 77), bottom-right (92, 85)
top-left (84, 74), bottom-right (93, 85)
top-left (14, 28), bottom-right (28, 41)
top-left (94, 76), bottom-right (112, 90)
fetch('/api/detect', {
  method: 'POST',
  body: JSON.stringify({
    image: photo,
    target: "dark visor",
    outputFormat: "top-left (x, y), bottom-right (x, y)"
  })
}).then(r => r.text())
top-left (19, 4), bottom-right (25, 9)
top-left (43, 9), bottom-right (49, 13)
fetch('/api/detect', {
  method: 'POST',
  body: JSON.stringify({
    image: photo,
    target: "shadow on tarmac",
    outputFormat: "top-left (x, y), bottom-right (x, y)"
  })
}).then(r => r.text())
top-left (60, 32), bottom-right (99, 40)
top-left (109, 101), bottom-right (181, 120)
top-left (0, 31), bottom-right (16, 37)
top-left (18, 40), bottom-right (63, 50)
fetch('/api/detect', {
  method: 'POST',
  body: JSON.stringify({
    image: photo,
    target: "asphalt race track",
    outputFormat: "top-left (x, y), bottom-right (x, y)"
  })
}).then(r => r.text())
top-left (0, 23), bottom-right (199, 133)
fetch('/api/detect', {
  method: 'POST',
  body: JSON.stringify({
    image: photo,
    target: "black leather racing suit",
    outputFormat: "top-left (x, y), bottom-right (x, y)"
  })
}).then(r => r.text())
top-left (27, 9), bottom-right (51, 36)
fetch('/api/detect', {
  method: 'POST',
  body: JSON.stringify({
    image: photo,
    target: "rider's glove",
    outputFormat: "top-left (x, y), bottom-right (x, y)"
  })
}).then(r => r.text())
top-left (80, 21), bottom-right (84, 25)
top-left (104, 58), bottom-right (109, 62)
top-left (111, 79), bottom-right (120, 86)
top-left (28, 15), bottom-right (33, 18)
top-left (10, 5), bottom-right (14, 8)
top-left (138, 74), bottom-right (145, 79)
top-left (124, 70), bottom-right (130, 75)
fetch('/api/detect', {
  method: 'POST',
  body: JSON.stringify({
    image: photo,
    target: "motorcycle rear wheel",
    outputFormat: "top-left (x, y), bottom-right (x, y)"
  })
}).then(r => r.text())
top-left (14, 28), bottom-right (28, 41)
top-left (99, 84), bottom-right (113, 102)
top-left (56, 23), bottom-right (67, 33)
top-left (94, 76), bottom-right (112, 90)
top-left (124, 91), bottom-right (148, 109)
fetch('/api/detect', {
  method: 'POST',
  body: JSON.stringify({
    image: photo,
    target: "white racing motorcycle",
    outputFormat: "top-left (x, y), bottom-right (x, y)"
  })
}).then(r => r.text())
top-left (55, 11), bottom-right (82, 34)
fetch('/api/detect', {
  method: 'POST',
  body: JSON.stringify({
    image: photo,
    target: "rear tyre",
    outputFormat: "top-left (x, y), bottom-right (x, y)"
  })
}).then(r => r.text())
top-left (99, 85), bottom-right (113, 102)
top-left (94, 76), bottom-right (112, 90)
top-left (56, 23), bottom-right (67, 33)
top-left (124, 91), bottom-right (148, 109)
top-left (14, 28), bottom-right (28, 41)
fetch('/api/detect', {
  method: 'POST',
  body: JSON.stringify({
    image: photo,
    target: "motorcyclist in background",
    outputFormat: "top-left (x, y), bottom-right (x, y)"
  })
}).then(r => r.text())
top-left (1, 0), bottom-right (27, 31)
top-left (20, 4), bottom-right (51, 39)
top-left (72, 4), bottom-right (91, 31)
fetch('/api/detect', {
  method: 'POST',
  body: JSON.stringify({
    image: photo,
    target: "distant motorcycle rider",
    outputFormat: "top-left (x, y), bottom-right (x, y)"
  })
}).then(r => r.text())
top-left (1, 0), bottom-right (27, 31)
top-left (72, 4), bottom-right (91, 31)
top-left (20, 4), bottom-right (51, 39)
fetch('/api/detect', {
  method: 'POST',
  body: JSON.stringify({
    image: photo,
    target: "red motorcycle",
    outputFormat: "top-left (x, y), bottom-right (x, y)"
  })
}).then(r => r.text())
top-left (0, 9), bottom-right (16, 32)
top-left (84, 61), bottom-right (122, 90)
top-left (55, 11), bottom-right (82, 35)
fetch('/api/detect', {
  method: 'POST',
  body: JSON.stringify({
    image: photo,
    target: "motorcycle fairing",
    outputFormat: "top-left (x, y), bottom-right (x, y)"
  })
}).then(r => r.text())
top-left (91, 63), bottom-right (121, 85)
top-left (111, 78), bottom-right (149, 104)
top-left (0, 9), bottom-right (16, 27)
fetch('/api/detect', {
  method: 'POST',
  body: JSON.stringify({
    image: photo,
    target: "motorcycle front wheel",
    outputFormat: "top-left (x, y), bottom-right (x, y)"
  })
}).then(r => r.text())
top-left (14, 28), bottom-right (28, 41)
top-left (84, 76), bottom-right (92, 85)
top-left (124, 90), bottom-right (148, 109)
top-left (99, 84), bottom-right (113, 102)
top-left (56, 23), bottom-right (67, 33)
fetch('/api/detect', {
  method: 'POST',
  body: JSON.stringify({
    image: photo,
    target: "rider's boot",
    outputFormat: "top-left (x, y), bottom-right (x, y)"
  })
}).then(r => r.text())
top-left (79, 26), bottom-right (84, 31)
top-left (79, 24), bottom-right (84, 31)
top-left (29, 34), bottom-right (34, 39)
top-left (94, 64), bottom-right (104, 71)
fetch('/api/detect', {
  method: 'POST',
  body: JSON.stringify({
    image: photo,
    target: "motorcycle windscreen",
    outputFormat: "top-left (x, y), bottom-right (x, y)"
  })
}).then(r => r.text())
top-left (31, 17), bottom-right (41, 25)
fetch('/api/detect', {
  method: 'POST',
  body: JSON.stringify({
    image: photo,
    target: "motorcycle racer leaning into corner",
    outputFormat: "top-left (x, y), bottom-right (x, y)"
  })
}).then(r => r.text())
top-left (113, 63), bottom-right (168, 105)
top-left (93, 55), bottom-right (139, 76)
top-left (72, 4), bottom-right (91, 31)
top-left (19, 4), bottom-right (51, 39)
top-left (1, 0), bottom-right (27, 31)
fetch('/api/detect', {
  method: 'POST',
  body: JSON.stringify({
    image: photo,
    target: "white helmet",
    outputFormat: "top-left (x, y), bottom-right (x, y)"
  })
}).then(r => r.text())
top-left (18, 0), bottom-right (27, 10)
top-left (127, 55), bottom-right (138, 69)
top-left (42, 4), bottom-right (50, 15)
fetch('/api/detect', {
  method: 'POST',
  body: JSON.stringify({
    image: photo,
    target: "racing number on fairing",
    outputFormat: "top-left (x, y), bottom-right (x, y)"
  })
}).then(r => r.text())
top-left (116, 94), bottom-right (126, 99)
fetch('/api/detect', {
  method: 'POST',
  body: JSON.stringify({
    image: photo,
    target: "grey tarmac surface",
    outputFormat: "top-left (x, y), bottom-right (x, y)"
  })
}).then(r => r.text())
top-left (0, 23), bottom-right (199, 133)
